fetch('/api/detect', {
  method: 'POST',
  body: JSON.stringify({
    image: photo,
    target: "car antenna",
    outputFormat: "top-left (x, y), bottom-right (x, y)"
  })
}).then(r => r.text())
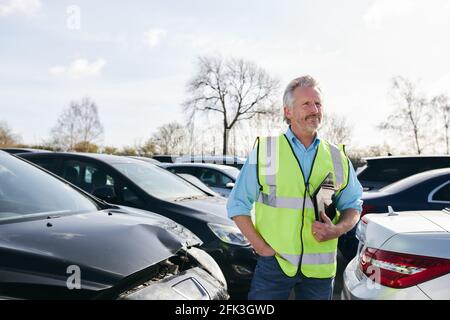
top-left (387, 206), bottom-right (398, 216)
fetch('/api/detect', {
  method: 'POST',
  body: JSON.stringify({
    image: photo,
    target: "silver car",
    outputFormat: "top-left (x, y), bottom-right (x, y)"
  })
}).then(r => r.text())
top-left (162, 163), bottom-right (240, 197)
top-left (342, 209), bottom-right (450, 300)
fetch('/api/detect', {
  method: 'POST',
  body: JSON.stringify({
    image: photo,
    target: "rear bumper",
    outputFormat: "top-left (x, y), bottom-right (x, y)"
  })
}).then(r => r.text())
top-left (341, 257), bottom-right (430, 300)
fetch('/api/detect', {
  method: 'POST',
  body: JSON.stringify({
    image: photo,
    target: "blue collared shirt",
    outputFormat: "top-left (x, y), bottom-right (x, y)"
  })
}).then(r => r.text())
top-left (227, 127), bottom-right (363, 218)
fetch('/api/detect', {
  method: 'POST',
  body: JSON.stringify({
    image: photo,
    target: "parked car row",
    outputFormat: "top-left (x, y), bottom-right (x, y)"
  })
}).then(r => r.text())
top-left (3, 147), bottom-right (450, 300)
top-left (341, 155), bottom-right (450, 300)
top-left (0, 151), bottom-right (228, 299)
top-left (15, 151), bottom-right (257, 299)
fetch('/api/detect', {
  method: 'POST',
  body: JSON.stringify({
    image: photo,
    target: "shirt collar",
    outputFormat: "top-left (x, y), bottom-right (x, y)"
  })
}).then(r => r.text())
top-left (286, 126), bottom-right (321, 151)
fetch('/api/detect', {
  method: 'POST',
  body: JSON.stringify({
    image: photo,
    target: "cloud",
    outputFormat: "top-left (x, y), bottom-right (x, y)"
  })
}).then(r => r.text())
top-left (49, 58), bottom-right (106, 78)
top-left (144, 28), bottom-right (167, 48)
top-left (0, 0), bottom-right (41, 17)
top-left (363, 0), bottom-right (416, 29)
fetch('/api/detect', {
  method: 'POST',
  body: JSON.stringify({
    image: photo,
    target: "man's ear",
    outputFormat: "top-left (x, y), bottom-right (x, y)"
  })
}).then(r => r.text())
top-left (283, 106), bottom-right (292, 121)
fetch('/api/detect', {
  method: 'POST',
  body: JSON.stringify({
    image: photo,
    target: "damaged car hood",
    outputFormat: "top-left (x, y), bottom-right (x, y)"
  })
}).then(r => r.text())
top-left (0, 208), bottom-right (201, 299)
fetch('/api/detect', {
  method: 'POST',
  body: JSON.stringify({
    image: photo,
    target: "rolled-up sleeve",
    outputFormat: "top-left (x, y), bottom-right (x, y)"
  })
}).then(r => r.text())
top-left (335, 160), bottom-right (363, 213)
top-left (227, 148), bottom-right (260, 219)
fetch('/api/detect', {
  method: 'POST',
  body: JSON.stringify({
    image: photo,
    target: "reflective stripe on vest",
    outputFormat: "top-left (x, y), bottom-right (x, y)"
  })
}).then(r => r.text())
top-left (329, 143), bottom-right (344, 189)
top-left (278, 252), bottom-right (337, 266)
top-left (257, 192), bottom-right (314, 210)
top-left (266, 136), bottom-right (277, 185)
top-left (257, 136), bottom-right (314, 210)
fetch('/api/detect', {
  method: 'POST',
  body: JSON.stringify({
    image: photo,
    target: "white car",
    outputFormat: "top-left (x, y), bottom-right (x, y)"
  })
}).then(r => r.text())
top-left (342, 209), bottom-right (450, 300)
top-left (163, 163), bottom-right (240, 197)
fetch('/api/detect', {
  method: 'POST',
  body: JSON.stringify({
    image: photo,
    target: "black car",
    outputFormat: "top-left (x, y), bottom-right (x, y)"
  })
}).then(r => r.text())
top-left (18, 152), bottom-right (257, 299)
top-left (0, 151), bottom-right (228, 299)
top-left (357, 155), bottom-right (450, 191)
top-left (340, 168), bottom-right (450, 261)
top-left (151, 155), bottom-right (179, 163)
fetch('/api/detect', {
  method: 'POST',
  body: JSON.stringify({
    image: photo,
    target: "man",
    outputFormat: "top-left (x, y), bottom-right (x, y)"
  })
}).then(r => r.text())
top-left (227, 75), bottom-right (363, 300)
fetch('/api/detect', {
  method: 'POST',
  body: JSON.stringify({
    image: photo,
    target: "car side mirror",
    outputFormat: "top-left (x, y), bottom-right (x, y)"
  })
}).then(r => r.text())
top-left (225, 182), bottom-right (235, 189)
top-left (92, 186), bottom-right (117, 202)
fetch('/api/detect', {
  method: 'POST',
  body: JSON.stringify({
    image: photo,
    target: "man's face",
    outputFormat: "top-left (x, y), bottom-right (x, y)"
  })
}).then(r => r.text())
top-left (284, 86), bottom-right (323, 134)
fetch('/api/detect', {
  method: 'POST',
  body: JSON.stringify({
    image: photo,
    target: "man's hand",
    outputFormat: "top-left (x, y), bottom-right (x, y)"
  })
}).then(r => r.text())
top-left (312, 208), bottom-right (361, 242)
top-left (232, 215), bottom-right (276, 257)
top-left (257, 244), bottom-right (276, 257)
top-left (312, 211), bottom-right (341, 242)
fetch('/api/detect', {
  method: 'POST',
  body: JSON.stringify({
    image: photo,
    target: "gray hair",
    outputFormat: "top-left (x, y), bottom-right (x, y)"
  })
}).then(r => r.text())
top-left (283, 75), bottom-right (321, 124)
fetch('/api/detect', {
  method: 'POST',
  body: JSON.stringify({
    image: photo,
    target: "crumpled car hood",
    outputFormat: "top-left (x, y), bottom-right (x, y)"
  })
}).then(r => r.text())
top-left (0, 207), bottom-right (201, 299)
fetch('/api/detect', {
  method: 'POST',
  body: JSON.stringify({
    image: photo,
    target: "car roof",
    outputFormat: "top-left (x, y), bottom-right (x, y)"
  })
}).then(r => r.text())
top-left (128, 156), bottom-right (161, 164)
top-left (0, 147), bottom-right (52, 154)
top-left (162, 162), bottom-right (239, 171)
top-left (380, 167), bottom-right (450, 192)
top-left (364, 155), bottom-right (450, 161)
top-left (176, 155), bottom-right (246, 162)
top-left (19, 152), bottom-right (148, 165)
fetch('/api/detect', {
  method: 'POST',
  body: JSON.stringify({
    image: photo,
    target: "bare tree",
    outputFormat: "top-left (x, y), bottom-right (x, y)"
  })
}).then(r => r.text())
top-left (347, 143), bottom-right (394, 169)
top-left (73, 141), bottom-right (99, 153)
top-left (184, 56), bottom-right (279, 155)
top-left (50, 97), bottom-right (104, 151)
top-left (431, 94), bottom-right (450, 154)
top-left (133, 138), bottom-right (157, 157)
top-left (319, 112), bottom-right (353, 145)
top-left (151, 121), bottom-right (187, 155)
top-left (378, 76), bottom-right (428, 154)
top-left (0, 121), bottom-right (21, 146)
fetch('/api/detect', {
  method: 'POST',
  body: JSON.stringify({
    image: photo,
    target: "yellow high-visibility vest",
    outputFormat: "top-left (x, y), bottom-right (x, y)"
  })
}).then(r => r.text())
top-left (256, 134), bottom-right (350, 278)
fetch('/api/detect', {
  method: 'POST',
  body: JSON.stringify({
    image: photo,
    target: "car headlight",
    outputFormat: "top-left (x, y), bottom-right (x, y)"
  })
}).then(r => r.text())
top-left (207, 223), bottom-right (250, 246)
top-left (187, 247), bottom-right (227, 289)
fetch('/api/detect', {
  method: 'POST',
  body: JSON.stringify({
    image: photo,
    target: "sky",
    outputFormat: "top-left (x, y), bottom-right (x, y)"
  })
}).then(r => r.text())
top-left (1, 0), bottom-right (450, 151)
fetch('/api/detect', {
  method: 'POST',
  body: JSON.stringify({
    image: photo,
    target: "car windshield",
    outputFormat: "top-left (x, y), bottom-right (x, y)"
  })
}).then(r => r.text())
top-left (112, 161), bottom-right (207, 201)
top-left (0, 152), bottom-right (98, 221)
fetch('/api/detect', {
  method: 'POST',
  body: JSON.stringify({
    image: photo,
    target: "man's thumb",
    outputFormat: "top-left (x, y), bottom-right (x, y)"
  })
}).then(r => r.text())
top-left (320, 211), bottom-right (332, 224)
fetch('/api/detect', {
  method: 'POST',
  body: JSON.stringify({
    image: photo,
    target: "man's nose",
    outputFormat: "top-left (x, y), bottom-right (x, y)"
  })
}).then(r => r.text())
top-left (307, 103), bottom-right (320, 113)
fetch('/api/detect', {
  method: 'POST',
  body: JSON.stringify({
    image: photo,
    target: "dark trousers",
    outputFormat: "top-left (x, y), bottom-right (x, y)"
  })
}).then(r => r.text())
top-left (248, 255), bottom-right (334, 300)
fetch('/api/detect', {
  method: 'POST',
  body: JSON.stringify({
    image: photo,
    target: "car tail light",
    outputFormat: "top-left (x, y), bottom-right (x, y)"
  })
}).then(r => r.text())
top-left (359, 247), bottom-right (450, 288)
top-left (361, 204), bottom-right (376, 217)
